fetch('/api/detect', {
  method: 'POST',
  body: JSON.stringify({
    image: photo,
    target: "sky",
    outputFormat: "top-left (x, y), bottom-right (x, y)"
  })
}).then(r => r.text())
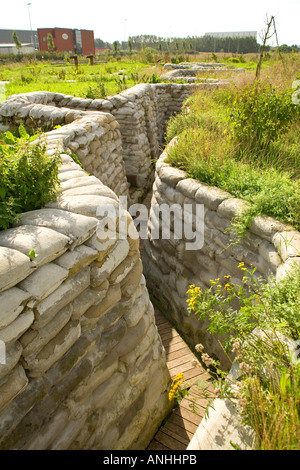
top-left (2, 0), bottom-right (300, 46)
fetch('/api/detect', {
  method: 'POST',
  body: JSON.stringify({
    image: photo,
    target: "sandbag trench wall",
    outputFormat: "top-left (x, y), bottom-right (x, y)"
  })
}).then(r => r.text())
top-left (142, 147), bottom-right (300, 369)
top-left (0, 82), bottom-right (218, 203)
top-left (0, 144), bottom-right (173, 449)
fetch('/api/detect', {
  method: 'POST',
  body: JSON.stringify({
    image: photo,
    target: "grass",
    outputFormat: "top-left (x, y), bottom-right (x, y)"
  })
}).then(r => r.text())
top-left (0, 59), bottom-right (160, 99)
top-left (165, 56), bottom-right (300, 237)
top-left (0, 51), bottom-right (270, 100)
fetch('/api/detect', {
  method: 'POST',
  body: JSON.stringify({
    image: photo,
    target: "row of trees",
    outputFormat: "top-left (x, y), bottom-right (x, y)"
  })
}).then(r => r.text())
top-left (124, 34), bottom-right (261, 54)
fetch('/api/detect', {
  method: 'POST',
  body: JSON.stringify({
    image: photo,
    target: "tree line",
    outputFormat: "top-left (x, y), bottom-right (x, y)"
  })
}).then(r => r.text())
top-left (96, 34), bottom-right (300, 55)
top-left (126, 34), bottom-right (261, 54)
top-left (95, 34), bottom-right (265, 54)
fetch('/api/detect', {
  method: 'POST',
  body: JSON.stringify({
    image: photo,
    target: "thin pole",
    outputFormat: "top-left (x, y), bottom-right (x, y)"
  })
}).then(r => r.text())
top-left (27, 3), bottom-right (36, 60)
top-left (124, 19), bottom-right (127, 43)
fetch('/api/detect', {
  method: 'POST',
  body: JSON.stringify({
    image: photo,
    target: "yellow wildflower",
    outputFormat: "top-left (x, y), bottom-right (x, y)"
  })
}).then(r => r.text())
top-left (169, 373), bottom-right (185, 401)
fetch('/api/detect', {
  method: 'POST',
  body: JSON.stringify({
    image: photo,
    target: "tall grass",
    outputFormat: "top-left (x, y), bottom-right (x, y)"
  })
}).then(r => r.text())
top-left (248, 369), bottom-right (300, 450)
top-left (166, 68), bottom-right (300, 236)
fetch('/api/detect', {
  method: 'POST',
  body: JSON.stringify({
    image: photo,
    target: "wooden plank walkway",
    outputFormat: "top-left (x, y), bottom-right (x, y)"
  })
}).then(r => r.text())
top-left (147, 309), bottom-right (215, 450)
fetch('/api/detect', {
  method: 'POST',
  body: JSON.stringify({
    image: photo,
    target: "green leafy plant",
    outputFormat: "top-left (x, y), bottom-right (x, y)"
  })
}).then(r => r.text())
top-left (0, 126), bottom-right (61, 230)
top-left (85, 82), bottom-right (106, 99)
top-left (114, 75), bottom-right (127, 92)
top-left (28, 249), bottom-right (39, 262)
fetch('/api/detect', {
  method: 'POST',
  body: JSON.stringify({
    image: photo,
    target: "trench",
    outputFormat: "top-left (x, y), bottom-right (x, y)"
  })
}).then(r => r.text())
top-left (1, 83), bottom-right (296, 450)
top-left (138, 190), bottom-right (215, 450)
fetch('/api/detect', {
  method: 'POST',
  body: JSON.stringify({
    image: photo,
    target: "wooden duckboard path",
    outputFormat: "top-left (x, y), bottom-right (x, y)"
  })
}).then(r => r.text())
top-left (147, 309), bottom-right (215, 451)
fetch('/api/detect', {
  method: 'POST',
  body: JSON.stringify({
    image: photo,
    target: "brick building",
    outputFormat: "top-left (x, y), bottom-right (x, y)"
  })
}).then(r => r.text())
top-left (37, 28), bottom-right (95, 55)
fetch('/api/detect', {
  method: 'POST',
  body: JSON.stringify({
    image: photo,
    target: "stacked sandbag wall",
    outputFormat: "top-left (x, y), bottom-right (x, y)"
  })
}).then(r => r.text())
top-left (142, 148), bottom-right (300, 369)
top-left (0, 149), bottom-right (172, 450)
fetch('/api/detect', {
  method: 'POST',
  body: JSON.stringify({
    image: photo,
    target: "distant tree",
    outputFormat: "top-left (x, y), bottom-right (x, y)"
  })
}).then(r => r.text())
top-left (94, 38), bottom-right (111, 49)
top-left (47, 33), bottom-right (55, 52)
top-left (12, 31), bottom-right (22, 55)
top-left (291, 45), bottom-right (300, 52)
top-left (113, 41), bottom-right (120, 55)
top-left (127, 39), bottom-right (132, 53)
top-left (278, 44), bottom-right (292, 53)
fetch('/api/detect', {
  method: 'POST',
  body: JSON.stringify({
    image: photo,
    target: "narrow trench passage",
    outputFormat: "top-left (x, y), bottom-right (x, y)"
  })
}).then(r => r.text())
top-left (138, 190), bottom-right (215, 450)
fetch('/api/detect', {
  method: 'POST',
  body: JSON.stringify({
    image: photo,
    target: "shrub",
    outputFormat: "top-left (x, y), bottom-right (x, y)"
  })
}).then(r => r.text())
top-left (229, 80), bottom-right (300, 148)
top-left (85, 82), bottom-right (106, 99)
top-left (0, 126), bottom-right (61, 230)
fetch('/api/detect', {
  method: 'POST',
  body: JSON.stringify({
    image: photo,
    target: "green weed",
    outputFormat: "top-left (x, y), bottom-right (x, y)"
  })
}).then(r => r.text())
top-left (0, 126), bottom-right (61, 230)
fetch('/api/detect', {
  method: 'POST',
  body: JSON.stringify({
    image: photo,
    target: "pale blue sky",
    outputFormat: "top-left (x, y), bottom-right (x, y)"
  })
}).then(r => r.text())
top-left (2, 0), bottom-right (300, 45)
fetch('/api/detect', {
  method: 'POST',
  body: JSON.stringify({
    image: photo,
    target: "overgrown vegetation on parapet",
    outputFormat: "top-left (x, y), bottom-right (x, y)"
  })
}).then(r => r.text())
top-left (165, 56), bottom-right (300, 238)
